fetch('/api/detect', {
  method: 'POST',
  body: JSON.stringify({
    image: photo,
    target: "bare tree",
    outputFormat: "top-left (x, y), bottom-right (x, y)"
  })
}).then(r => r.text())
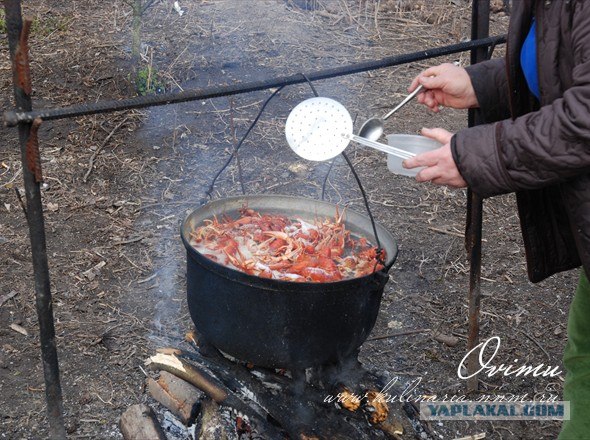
top-left (123, 0), bottom-right (158, 63)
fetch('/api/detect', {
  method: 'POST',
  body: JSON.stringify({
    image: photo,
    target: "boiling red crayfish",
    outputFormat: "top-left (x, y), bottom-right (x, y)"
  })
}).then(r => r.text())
top-left (189, 206), bottom-right (386, 283)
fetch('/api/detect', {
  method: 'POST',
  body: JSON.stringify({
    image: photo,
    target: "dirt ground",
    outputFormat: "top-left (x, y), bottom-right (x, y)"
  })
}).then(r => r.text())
top-left (0, 1), bottom-right (575, 439)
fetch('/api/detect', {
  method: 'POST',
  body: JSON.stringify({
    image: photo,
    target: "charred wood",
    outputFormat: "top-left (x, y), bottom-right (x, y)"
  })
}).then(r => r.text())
top-left (146, 352), bottom-right (285, 439)
top-left (147, 371), bottom-right (203, 424)
top-left (119, 404), bottom-right (167, 440)
top-left (175, 346), bottom-right (379, 439)
top-left (146, 352), bottom-right (227, 402)
top-left (197, 399), bottom-right (231, 440)
top-left (152, 344), bottom-right (437, 439)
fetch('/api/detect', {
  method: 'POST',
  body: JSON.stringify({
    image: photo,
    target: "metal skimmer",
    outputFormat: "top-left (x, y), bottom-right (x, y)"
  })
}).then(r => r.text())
top-left (285, 97), bottom-right (415, 162)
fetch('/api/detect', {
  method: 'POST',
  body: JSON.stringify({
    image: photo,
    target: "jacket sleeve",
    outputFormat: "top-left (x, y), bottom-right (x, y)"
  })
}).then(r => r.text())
top-left (453, 4), bottom-right (590, 198)
top-left (465, 58), bottom-right (511, 123)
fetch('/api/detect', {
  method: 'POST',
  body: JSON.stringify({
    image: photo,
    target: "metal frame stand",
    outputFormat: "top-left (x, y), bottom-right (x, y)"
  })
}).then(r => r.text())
top-left (466, 0), bottom-right (490, 393)
top-left (2, 0), bottom-right (494, 434)
top-left (3, 1), bottom-right (66, 437)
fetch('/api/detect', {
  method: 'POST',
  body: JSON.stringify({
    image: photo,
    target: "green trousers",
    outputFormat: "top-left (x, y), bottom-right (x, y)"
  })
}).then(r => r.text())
top-left (559, 270), bottom-right (590, 439)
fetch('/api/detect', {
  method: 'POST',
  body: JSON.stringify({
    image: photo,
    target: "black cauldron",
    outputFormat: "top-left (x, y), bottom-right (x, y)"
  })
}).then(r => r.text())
top-left (180, 195), bottom-right (398, 369)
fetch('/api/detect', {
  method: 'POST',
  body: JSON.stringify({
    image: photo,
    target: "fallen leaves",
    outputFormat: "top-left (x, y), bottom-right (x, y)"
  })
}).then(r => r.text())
top-left (432, 332), bottom-right (459, 347)
top-left (9, 323), bottom-right (28, 337)
top-left (0, 290), bottom-right (18, 308)
top-left (82, 261), bottom-right (107, 281)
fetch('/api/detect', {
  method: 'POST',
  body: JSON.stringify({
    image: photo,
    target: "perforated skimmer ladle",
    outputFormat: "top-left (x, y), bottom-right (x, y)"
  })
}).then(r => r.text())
top-left (285, 97), bottom-right (415, 162)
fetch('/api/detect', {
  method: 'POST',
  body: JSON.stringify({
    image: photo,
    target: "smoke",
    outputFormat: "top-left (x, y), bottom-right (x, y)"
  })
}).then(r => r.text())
top-left (127, 0), bottom-right (382, 348)
top-left (150, 249), bottom-right (184, 344)
top-left (134, 107), bottom-right (192, 346)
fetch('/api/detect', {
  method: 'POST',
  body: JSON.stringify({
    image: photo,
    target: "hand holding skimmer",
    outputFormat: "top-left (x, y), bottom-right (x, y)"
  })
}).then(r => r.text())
top-left (285, 97), bottom-right (415, 162)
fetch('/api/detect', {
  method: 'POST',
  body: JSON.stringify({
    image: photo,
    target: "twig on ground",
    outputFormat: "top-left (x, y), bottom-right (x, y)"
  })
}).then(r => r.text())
top-left (110, 235), bottom-right (145, 246)
top-left (84, 117), bottom-right (130, 183)
top-left (0, 291), bottom-right (18, 308)
top-left (14, 187), bottom-right (27, 218)
top-left (366, 328), bottom-right (430, 341)
top-left (428, 226), bottom-right (464, 238)
top-left (373, 0), bottom-right (382, 40)
top-left (3, 166), bottom-right (22, 188)
top-left (453, 433), bottom-right (486, 440)
top-left (137, 273), bottom-right (157, 284)
top-left (518, 328), bottom-right (551, 360)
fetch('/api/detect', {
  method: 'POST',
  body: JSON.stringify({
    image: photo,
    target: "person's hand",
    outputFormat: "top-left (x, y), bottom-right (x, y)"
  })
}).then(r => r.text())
top-left (409, 63), bottom-right (479, 112)
top-left (402, 128), bottom-right (467, 188)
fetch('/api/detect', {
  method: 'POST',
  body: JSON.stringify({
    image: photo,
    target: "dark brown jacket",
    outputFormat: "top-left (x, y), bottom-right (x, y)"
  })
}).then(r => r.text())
top-left (451, 0), bottom-right (590, 282)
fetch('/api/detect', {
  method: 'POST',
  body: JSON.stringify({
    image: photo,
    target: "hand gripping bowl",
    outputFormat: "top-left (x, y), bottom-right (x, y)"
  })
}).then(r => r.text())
top-left (386, 134), bottom-right (442, 177)
top-left (180, 195), bottom-right (398, 369)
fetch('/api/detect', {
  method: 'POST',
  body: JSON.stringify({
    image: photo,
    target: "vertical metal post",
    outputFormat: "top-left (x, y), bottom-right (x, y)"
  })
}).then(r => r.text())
top-left (465, 0), bottom-right (490, 393)
top-left (3, 1), bottom-right (66, 437)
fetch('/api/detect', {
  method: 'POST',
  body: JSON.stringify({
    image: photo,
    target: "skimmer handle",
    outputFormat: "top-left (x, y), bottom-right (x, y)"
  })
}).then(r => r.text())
top-left (346, 133), bottom-right (415, 160)
top-left (382, 84), bottom-right (424, 121)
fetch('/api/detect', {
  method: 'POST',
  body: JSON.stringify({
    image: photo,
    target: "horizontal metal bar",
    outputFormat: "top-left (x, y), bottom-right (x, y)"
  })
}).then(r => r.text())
top-left (3, 35), bottom-right (505, 127)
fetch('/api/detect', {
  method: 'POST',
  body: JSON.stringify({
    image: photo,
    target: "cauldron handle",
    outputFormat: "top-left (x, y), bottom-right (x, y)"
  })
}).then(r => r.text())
top-left (204, 76), bottom-right (385, 259)
top-left (371, 269), bottom-right (390, 290)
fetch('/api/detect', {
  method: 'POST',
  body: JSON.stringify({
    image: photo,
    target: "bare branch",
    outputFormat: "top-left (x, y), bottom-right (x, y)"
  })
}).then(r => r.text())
top-left (142, 0), bottom-right (159, 15)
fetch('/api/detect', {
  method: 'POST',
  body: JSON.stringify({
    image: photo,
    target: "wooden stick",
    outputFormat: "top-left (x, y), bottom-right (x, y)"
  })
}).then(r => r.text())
top-left (119, 404), bottom-right (166, 440)
top-left (156, 347), bottom-right (183, 356)
top-left (197, 399), bottom-right (230, 440)
top-left (145, 353), bottom-right (227, 403)
top-left (183, 347), bottom-right (372, 439)
top-left (427, 227), bottom-right (464, 239)
top-left (83, 117), bottom-right (129, 183)
top-left (366, 328), bottom-right (429, 341)
top-left (518, 329), bottom-right (551, 360)
top-left (146, 352), bottom-right (285, 439)
top-left (0, 290), bottom-right (18, 308)
top-left (453, 433), bottom-right (486, 440)
top-left (147, 371), bottom-right (202, 424)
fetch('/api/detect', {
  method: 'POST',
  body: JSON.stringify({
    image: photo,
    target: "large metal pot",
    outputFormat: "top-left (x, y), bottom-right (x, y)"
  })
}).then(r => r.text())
top-left (180, 195), bottom-right (398, 369)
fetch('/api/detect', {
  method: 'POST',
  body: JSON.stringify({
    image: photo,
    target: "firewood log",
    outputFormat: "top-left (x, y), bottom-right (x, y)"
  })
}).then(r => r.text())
top-left (147, 371), bottom-right (203, 424)
top-left (197, 399), bottom-right (230, 440)
top-left (119, 404), bottom-right (167, 440)
top-left (146, 353), bottom-right (228, 402)
top-left (174, 348), bottom-right (374, 439)
top-left (146, 352), bottom-right (285, 439)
